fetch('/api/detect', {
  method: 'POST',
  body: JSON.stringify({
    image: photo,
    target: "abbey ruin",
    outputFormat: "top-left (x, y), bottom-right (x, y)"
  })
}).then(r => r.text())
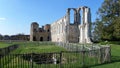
top-left (30, 6), bottom-right (92, 43)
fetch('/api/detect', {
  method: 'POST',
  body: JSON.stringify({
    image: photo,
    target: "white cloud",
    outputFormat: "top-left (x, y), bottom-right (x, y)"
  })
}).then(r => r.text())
top-left (0, 17), bottom-right (6, 22)
top-left (0, 18), bottom-right (6, 20)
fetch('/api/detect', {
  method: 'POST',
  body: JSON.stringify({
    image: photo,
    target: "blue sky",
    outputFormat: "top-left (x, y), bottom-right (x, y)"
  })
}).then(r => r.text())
top-left (0, 0), bottom-right (104, 35)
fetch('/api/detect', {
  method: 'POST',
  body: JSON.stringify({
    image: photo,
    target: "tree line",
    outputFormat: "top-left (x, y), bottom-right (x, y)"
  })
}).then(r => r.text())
top-left (0, 33), bottom-right (29, 41)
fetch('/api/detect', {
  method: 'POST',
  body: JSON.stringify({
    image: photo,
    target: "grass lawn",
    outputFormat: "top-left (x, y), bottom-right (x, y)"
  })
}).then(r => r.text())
top-left (11, 42), bottom-right (66, 54)
top-left (0, 41), bottom-right (13, 48)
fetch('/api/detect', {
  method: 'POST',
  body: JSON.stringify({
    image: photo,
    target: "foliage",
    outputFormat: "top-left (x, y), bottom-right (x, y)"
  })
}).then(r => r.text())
top-left (93, 0), bottom-right (120, 41)
top-left (0, 34), bottom-right (3, 40)
top-left (92, 19), bottom-right (103, 42)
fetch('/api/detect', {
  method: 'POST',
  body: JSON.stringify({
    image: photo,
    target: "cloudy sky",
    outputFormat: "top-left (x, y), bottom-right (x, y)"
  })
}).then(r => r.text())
top-left (0, 0), bottom-right (104, 35)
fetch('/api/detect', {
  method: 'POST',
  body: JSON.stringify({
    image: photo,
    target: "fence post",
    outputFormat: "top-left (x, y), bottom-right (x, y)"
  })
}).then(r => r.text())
top-left (108, 46), bottom-right (111, 62)
top-left (98, 48), bottom-right (102, 64)
top-left (82, 51), bottom-right (85, 67)
top-left (60, 51), bottom-right (62, 68)
top-left (31, 53), bottom-right (33, 68)
top-left (0, 54), bottom-right (1, 68)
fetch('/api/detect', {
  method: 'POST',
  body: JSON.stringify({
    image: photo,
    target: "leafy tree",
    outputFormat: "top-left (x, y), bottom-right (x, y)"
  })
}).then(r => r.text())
top-left (93, 0), bottom-right (120, 41)
top-left (92, 19), bottom-right (104, 42)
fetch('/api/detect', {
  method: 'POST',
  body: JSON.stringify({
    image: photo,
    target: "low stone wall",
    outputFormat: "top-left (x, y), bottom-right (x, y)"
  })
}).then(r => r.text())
top-left (56, 42), bottom-right (111, 63)
top-left (22, 53), bottom-right (60, 64)
top-left (0, 44), bottom-right (19, 57)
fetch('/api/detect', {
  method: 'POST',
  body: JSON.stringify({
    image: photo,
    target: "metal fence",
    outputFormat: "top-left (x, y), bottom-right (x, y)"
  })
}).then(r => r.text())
top-left (0, 50), bottom-right (110, 68)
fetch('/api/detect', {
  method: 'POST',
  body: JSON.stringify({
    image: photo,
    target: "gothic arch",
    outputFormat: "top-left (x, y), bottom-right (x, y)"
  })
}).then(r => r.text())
top-left (40, 37), bottom-right (43, 41)
top-left (67, 8), bottom-right (77, 24)
top-left (33, 36), bottom-right (36, 41)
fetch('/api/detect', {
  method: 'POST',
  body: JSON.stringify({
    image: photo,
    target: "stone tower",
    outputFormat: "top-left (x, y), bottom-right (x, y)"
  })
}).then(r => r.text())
top-left (44, 24), bottom-right (50, 32)
top-left (30, 22), bottom-right (39, 41)
top-left (30, 22), bottom-right (51, 41)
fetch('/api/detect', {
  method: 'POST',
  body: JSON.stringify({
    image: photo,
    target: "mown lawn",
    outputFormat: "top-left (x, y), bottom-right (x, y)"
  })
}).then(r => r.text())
top-left (91, 41), bottom-right (120, 68)
top-left (11, 42), bottom-right (66, 54)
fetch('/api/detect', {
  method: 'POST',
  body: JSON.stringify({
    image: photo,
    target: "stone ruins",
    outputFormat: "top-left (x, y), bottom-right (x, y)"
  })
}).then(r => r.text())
top-left (30, 6), bottom-right (92, 43)
top-left (30, 23), bottom-right (51, 41)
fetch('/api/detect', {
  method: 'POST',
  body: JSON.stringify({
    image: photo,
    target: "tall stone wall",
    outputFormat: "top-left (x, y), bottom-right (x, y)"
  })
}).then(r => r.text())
top-left (51, 16), bottom-right (68, 43)
top-left (68, 25), bottom-right (79, 43)
top-left (51, 6), bottom-right (92, 43)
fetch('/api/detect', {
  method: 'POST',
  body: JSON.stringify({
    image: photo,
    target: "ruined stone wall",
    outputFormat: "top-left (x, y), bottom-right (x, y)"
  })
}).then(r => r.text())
top-left (51, 16), bottom-right (67, 42)
top-left (34, 32), bottom-right (50, 41)
top-left (30, 22), bottom-right (51, 41)
top-left (51, 6), bottom-right (92, 43)
top-left (30, 6), bottom-right (92, 43)
top-left (68, 25), bottom-right (79, 43)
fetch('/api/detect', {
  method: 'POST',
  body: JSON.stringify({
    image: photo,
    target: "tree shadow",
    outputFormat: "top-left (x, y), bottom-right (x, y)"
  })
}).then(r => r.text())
top-left (88, 56), bottom-right (120, 68)
top-left (109, 41), bottom-right (120, 45)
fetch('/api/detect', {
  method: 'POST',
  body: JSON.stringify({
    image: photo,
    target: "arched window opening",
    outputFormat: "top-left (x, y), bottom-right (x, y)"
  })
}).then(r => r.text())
top-left (33, 36), bottom-right (36, 41)
top-left (34, 29), bottom-right (37, 32)
top-left (40, 37), bottom-right (43, 41)
top-left (47, 29), bottom-right (50, 32)
top-left (70, 9), bottom-right (74, 24)
top-left (47, 36), bottom-right (50, 41)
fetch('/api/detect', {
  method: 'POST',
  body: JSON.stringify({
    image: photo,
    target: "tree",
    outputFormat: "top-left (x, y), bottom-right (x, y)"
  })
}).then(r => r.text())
top-left (0, 34), bottom-right (3, 40)
top-left (3, 35), bottom-right (10, 40)
top-left (92, 19), bottom-right (104, 42)
top-left (94, 0), bottom-right (120, 41)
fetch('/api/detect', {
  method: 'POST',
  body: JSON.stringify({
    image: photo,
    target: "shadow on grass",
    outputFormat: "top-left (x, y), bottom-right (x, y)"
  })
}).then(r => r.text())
top-left (109, 41), bottom-right (120, 45)
top-left (87, 56), bottom-right (120, 68)
top-left (99, 41), bottom-right (120, 45)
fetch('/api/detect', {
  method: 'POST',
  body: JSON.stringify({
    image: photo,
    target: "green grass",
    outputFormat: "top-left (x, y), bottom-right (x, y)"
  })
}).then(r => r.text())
top-left (0, 42), bottom-right (13, 48)
top-left (11, 42), bottom-right (66, 54)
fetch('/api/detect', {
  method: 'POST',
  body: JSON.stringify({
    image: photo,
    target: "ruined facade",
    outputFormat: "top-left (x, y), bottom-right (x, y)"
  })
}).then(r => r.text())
top-left (30, 22), bottom-right (51, 41)
top-left (30, 6), bottom-right (92, 43)
top-left (51, 6), bottom-right (92, 43)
